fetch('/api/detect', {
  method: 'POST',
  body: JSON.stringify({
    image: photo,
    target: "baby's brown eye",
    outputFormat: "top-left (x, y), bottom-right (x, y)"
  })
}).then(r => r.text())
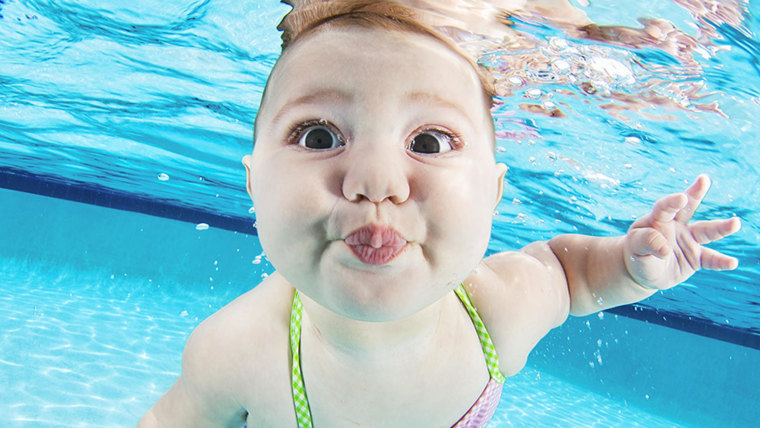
top-left (299, 126), bottom-right (343, 150)
top-left (409, 131), bottom-right (454, 154)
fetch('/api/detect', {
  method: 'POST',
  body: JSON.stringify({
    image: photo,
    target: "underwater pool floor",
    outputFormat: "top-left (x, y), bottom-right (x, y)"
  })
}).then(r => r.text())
top-left (0, 257), bottom-right (687, 427)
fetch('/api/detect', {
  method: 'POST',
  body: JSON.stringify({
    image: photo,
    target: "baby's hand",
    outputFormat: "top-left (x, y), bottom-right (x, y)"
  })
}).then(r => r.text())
top-left (623, 175), bottom-right (741, 290)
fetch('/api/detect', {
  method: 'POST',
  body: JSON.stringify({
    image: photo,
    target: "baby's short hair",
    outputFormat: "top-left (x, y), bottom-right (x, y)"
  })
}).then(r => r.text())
top-left (277, 0), bottom-right (496, 105)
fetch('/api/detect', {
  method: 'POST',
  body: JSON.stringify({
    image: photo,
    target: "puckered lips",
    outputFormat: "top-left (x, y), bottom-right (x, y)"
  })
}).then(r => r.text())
top-left (344, 225), bottom-right (408, 266)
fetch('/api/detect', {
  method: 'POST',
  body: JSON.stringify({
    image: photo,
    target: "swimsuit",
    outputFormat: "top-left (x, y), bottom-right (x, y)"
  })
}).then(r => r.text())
top-left (290, 285), bottom-right (505, 427)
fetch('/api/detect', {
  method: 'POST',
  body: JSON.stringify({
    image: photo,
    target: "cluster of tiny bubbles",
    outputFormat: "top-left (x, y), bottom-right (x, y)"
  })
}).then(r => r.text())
top-left (540, 37), bottom-right (640, 91)
top-left (513, 212), bottom-right (527, 224)
top-left (593, 292), bottom-right (605, 306)
top-left (593, 339), bottom-right (604, 367)
top-left (481, 36), bottom-right (642, 98)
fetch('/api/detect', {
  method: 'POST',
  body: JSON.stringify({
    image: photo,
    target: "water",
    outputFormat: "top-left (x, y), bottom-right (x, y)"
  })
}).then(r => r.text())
top-left (1, 0), bottom-right (759, 426)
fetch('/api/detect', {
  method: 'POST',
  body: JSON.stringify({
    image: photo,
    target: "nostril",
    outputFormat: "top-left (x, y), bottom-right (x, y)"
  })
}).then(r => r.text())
top-left (341, 159), bottom-right (410, 205)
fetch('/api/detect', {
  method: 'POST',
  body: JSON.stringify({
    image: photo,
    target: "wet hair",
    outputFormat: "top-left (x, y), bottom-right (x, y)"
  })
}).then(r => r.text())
top-left (254, 0), bottom-right (496, 143)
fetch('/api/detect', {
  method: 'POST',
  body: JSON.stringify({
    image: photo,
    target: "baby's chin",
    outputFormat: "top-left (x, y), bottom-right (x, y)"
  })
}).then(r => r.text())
top-left (299, 253), bottom-right (467, 322)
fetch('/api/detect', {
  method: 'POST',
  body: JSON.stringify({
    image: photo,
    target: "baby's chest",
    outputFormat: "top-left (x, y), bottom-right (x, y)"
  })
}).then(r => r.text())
top-left (298, 337), bottom-right (492, 426)
top-left (242, 355), bottom-right (300, 427)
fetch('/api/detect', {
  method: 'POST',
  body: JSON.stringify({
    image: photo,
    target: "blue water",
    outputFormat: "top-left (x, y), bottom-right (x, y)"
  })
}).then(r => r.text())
top-left (1, 0), bottom-right (759, 426)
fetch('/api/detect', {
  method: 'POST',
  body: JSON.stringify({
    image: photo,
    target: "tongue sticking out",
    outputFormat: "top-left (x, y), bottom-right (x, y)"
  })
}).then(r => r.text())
top-left (344, 226), bottom-right (408, 265)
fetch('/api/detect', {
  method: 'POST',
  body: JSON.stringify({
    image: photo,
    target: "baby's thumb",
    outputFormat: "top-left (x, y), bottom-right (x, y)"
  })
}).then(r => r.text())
top-left (627, 228), bottom-right (671, 258)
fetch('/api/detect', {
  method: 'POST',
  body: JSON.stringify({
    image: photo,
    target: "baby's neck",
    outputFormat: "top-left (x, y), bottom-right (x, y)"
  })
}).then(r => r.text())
top-left (299, 292), bottom-right (458, 364)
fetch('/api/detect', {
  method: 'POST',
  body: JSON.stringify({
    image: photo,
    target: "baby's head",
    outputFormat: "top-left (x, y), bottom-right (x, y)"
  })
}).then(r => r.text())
top-left (244, 1), bottom-right (507, 321)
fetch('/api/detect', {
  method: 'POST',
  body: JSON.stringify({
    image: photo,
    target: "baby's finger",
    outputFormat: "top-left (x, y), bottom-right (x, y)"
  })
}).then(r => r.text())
top-left (651, 192), bottom-right (688, 224)
top-left (675, 174), bottom-right (711, 223)
top-left (689, 217), bottom-right (742, 245)
top-left (700, 247), bottom-right (739, 271)
top-left (628, 227), bottom-right (671, 257)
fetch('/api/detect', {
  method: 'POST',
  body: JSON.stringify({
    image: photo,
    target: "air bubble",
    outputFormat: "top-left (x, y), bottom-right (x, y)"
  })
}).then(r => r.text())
top-left (549, 37), bottom-right (569, 50)
top-left (196, 223), bottom-right (209, 231)
top-left (157, 173), bottom-right (170, 181)
top-left (552, 59), bottom-right (570, 72)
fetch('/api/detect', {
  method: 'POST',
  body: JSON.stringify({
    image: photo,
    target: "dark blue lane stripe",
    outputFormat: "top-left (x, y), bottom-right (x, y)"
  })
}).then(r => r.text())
top-left (0, 168), bottom-right (256, 235)
top-left (607, 305), bottom-right (760, 350)
top-left (2, 168), bottom-right (758, 349)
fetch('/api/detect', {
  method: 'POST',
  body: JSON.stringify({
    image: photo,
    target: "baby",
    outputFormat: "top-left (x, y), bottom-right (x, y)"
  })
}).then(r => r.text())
top-left (138, 2), bottom-right (741, 427)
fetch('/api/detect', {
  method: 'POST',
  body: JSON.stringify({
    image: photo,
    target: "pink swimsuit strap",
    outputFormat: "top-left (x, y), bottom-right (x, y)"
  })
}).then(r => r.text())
top-left (451, 378), bottom-right (504, 428)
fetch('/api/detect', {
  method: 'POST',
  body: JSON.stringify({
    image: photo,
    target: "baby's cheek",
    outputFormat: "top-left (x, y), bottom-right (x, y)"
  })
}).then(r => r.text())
top-left (254, 175), bottom-right (331, 251)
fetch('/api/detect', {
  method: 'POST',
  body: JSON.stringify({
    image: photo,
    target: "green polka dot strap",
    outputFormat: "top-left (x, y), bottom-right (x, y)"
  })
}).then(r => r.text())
top-left (454, 284), bottom-right (506, 384)
top-left (290, 290), bottom-right (314, 428)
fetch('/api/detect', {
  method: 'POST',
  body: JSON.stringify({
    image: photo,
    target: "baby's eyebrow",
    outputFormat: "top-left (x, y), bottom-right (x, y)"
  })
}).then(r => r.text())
top-left (271, 88), bottom-right (352, 126)
top-left (405, 91), bottom-right (474, 126)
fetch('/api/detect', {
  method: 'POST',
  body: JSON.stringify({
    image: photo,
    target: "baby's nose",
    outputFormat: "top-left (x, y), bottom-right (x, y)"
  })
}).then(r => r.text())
top-left (341, 146), bottom-right (410, 205)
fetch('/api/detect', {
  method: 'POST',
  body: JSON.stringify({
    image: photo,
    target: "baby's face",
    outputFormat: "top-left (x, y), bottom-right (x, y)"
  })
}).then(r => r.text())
top-left (246, 26), bottom-right (506, 321)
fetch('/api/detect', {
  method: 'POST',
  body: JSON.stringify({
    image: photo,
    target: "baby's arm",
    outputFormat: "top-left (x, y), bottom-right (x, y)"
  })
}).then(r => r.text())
top-left (547, 174), bottom-right (740, 316)
top-left (469, 175), bottom-right (740, 374)
top-left (137, 315), bottom-right (248, 428)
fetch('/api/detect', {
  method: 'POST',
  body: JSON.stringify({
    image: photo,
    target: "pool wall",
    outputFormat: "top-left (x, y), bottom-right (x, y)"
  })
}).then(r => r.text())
top-left (2, 187), bottom-right (759, 427)
top-left (0, 187), bottom-right (261, 288)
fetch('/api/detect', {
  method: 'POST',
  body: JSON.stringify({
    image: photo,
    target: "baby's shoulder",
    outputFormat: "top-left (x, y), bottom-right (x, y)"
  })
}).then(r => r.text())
top-left (191, 272), bottom-right (292, 358)
top-left (171, 273), bottom-right (296, 421)
top-left (181, 273), bottom-right (294, 394)
top-left (464, 247), bottom-right (569, 376)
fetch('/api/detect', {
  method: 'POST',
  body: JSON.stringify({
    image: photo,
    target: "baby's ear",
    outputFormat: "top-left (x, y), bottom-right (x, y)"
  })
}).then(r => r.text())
top-left (242, 155), bottom-right (254, 201)
top-left (494, 163), bottom-right (508, 209)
